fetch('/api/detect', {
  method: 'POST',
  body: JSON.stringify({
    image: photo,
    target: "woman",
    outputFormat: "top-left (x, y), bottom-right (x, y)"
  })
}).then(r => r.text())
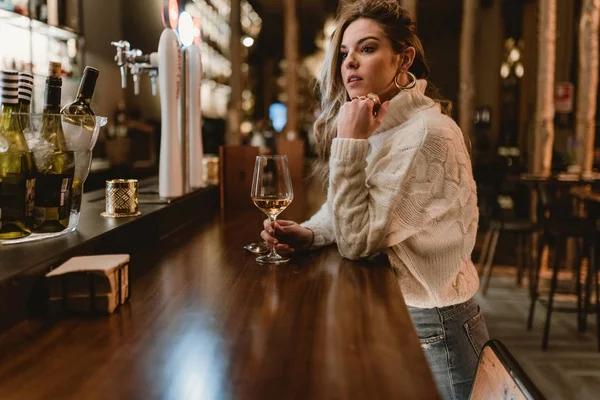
top-left (260, 1), bottom-right (489, 398)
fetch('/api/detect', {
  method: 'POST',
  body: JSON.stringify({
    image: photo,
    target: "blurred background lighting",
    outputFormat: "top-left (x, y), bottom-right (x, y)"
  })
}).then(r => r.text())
top-left (515, 63), bottom-right (524, 78)
top-left (242, 35), bottom-right (254, 47)
top-left (500, 63), bottom-right (510, 79)
top-left (509, 48), bottom-right (521, 63)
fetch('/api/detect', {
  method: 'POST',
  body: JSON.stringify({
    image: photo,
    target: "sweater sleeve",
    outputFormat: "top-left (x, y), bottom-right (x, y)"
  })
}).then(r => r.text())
top-left (300, 200), bottom-right (336, 248)
top-left (328, 123), bottom-right (471, 260)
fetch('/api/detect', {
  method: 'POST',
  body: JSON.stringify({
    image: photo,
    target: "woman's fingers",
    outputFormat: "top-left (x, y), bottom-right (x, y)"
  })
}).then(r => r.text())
top-left (263, 219), bottom-right (279, 234)
top-left (259, 230), bottom-right (296, 254)
top-left (275, 243), bottom-right (295, 255)
top-left (275, 219), bottom-right (296, 227)
top-left (260, 229), bottom-right (278, 245)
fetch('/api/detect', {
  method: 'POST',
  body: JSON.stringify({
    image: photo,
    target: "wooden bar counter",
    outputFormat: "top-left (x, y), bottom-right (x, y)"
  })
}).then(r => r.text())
top-left (0, 180), bottom-right (439, 399)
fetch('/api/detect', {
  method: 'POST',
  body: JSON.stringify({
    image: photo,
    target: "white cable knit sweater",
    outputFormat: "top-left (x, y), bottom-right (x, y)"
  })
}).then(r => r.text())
top-left (301, 80), bottom-right (480, 308)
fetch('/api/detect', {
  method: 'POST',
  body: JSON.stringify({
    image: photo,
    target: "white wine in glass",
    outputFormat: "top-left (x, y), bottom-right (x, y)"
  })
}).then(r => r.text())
top-left (250, 155), bottom-right (294, 264)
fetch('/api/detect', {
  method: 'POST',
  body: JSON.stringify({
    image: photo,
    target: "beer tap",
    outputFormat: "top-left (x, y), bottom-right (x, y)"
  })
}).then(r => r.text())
top-left (111, 40), bottom-right (130, 89)
top-left (109, 8), bottom-right (205, 199)
top-left (110, 42), bottom-right (159, 96)
top-left (129, 49), bottom-right (144, 95)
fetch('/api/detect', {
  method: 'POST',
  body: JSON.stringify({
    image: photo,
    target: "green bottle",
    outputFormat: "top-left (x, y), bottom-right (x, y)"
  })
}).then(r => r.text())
top-left (0, 70), bottom-right (36, 239)
top-left (61, 66), bottom-right (99, 120)
top-left (33, 61), bottom-right (75, 233)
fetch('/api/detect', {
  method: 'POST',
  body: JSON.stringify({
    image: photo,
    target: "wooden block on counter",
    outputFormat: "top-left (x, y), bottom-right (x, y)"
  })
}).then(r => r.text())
top-left (45, 254), bottom-right (130, 314)
top-left (48, 291), bottom-right (128, 314)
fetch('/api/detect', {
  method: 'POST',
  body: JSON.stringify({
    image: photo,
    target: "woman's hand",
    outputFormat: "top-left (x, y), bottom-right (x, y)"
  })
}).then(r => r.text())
top-left (337, 96), bottom-right (390, 140)
top-left (260, 219), bottom-right (314, 256)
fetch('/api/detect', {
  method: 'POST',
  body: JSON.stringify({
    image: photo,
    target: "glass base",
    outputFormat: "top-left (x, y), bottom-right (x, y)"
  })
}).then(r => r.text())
top-left (256, 253), bottom-right (290, 264)
top-left (0, 211), bottom-right (78, 245)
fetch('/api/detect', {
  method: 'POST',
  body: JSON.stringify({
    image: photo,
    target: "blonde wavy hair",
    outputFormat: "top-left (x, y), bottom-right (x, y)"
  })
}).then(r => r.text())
top-left (312, 0), bottom-right (451, 180)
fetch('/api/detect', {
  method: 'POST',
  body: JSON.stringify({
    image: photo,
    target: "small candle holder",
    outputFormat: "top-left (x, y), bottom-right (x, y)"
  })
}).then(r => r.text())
top-left (101, 179), bottom-right (142, 218)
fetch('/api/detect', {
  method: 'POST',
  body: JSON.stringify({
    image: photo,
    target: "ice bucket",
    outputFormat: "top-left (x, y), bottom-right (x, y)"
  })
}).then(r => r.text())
top-left (0, 113), bottom-right (107, 244)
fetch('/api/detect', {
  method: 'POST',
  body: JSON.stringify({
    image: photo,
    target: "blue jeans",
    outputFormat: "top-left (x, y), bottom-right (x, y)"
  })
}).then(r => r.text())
top-left (408, 299), bottom-right (490, 400)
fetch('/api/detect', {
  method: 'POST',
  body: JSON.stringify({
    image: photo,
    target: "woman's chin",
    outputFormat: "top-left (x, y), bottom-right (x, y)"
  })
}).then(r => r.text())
top-left (347, 89), bottom-right (369, 99)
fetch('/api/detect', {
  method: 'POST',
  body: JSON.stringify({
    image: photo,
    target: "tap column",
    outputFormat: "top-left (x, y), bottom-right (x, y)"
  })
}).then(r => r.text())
top-left (157, 27), bottom-right (183, 199)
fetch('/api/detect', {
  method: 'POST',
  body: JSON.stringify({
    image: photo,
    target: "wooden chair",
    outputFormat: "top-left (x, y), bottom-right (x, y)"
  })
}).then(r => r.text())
top-left (218, 145), bottom-right (259, 210)
top-left (469, 339), bottom-right (545, 400)
top-left (276, 138), bottom-right (305, 180)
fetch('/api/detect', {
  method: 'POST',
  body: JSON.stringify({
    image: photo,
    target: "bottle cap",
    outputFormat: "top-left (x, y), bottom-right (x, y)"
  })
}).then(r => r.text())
top-left (84, 66), bottom-right (99, 75)
top-left (18, 72), bottom-right (33, 102)
top-left (82, 66), bottom-right (99, 84)
top-left (1, 70), bottom-right (19, 105)
top-left (48, 61), bottom-right (62, 79)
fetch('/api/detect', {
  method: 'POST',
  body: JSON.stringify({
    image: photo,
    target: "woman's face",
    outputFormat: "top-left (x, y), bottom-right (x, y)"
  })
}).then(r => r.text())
top-left (340, 18), bottom-right (401, 101)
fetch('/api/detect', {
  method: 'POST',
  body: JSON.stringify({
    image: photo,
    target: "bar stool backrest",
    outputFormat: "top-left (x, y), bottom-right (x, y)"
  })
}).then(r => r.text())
top-left (469, 339), bottom-right (545, 400)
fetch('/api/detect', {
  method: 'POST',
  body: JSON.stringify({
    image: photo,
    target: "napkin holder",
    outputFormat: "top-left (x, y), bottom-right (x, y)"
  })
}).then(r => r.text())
top-left (45, 254), bottom-right (131, 314)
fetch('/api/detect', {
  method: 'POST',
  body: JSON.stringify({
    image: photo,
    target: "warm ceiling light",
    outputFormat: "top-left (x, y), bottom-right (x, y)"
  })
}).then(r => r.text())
top-left (509, 48), bottom-right (520, 63)
top-left (515, 63), bottom-right (524, 78)
top-left (500, 63), bottom-right (510, 78)
top-left (242, 36), bottom-right (254, 47)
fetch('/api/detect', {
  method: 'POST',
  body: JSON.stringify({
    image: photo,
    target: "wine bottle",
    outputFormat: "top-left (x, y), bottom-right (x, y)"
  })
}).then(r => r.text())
top-left (0, 70), bottom-right (36, 239)
top-left (17, 71), bottom-right (33, 132)
top-left (61, 66), bottom-right (98, 215)
top-left (33, 61), bottom-right (75, 233)
top-left (61, 66), bottom-right (98, 120)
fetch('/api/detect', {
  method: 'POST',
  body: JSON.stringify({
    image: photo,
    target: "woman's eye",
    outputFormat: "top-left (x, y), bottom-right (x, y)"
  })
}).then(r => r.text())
top-left (361, 46), bottom-right (375, 53)
top-left (340, 52), bottom-right (348, 59)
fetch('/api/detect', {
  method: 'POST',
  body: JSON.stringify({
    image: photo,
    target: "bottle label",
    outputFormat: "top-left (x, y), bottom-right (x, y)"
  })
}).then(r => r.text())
top-left (0, 175), bottom-right (35, 227)
top-left (25, 178), bottom-right (35, 218)
top-left (35, 207), bottom-right (59, 223)
top-left (34, 175), bottom-right (72, 223)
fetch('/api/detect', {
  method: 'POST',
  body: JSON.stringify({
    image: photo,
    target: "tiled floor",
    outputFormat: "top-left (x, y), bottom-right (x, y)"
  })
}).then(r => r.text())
top-left (475, 265), bottom-right (600, 400)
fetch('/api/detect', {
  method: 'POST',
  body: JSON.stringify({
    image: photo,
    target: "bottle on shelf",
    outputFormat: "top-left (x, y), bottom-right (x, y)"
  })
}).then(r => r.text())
top-left (31, 0), bottom-right (48, 23)
top-left (33, 61), bottom-right (75, 233)
top-left (47, 0), bottom-right (58, 26)
top-left (46, 0), bottom-right (66, 27)
top-left (0, 70), bottom-right (36, 239)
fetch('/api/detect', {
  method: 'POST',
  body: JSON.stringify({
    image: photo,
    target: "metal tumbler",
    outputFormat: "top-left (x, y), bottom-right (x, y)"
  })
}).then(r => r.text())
top-left (102, 179), bottom-right (141, 218)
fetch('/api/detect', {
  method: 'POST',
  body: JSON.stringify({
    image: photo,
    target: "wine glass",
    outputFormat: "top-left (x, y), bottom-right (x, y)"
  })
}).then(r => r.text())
top-left (250, 155), bottom-right (294, 264)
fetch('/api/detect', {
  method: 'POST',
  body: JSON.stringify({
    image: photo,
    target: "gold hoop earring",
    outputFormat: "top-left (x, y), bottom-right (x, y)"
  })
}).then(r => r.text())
top-left (394, 71), bottom-right (417, 90)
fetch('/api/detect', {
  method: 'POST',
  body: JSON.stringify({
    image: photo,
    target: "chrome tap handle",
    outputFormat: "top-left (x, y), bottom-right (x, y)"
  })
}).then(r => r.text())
top-left (111, 40), bottom-right (130, 88)
top-left (149, 69), bottom-right (158, 96)
top-left (129, 48), bottom-right (143, 61)
top-left (119, 66), bottom-right (128, 89)
top-left (130, 64), bottom-right (141, 95)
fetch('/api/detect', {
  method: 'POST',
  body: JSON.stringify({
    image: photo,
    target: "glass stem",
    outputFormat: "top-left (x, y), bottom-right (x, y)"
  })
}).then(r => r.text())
top-left (269, 215), bottom-right (280, 258)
